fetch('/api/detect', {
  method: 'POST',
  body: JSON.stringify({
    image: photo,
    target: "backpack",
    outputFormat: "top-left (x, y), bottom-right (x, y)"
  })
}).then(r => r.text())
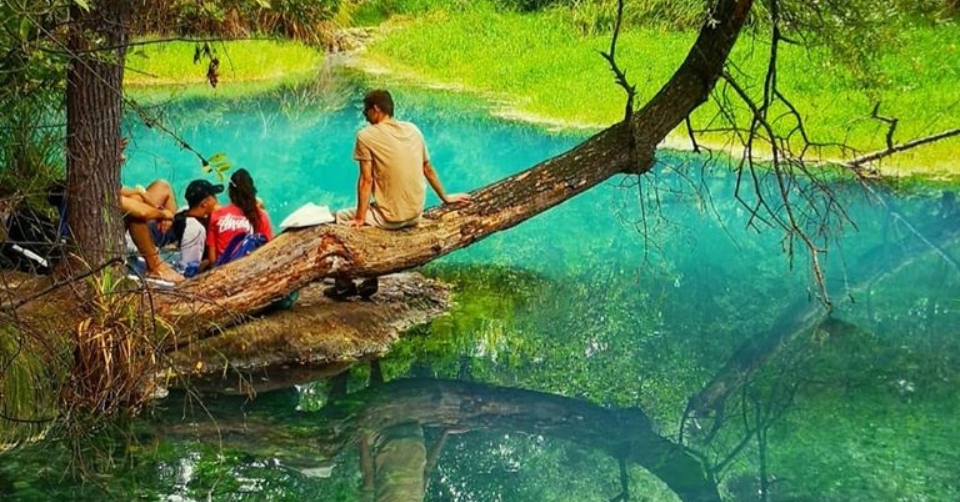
top-left (214, 232), bottom-right (267, 267)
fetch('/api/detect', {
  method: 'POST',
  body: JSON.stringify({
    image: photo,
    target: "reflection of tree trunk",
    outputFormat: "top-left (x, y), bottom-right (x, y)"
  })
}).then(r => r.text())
top-left (158, 379), bottom-right (722, 502)
top-left (147, 0), bottom-right (755, 339)
top-left (686, 211), bottom-right (960, 421)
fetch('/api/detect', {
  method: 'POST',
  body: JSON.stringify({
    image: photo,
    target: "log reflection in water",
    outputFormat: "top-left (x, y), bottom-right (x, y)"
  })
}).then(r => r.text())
top-left (155, 378), bottom-right (722, 502)
top-left (685, 197), bottom-right (960, 432)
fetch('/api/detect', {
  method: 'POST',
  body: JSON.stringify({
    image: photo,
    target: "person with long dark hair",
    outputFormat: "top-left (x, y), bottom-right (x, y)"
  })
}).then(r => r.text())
top-left (206, 168), bottom-right (273, 265)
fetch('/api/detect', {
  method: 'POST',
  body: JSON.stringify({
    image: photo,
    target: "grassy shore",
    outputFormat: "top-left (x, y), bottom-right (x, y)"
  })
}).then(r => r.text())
top-left (124, 39), bottom-right (325, 101)
top-left (357, 6), bottom-right (960, 178)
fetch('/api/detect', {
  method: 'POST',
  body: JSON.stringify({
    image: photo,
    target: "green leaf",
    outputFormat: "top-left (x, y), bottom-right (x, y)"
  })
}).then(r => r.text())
top-left (19, 17), bottom-right (31, 41)
top-left (73, 0), bottom-right (91, 12)
top-left (208, 152), bottom-right (227, 163)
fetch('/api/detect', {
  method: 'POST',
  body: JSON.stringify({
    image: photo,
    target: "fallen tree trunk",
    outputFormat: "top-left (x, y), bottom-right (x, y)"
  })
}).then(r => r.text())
top-left (152, 0), bottom-right (755, 337)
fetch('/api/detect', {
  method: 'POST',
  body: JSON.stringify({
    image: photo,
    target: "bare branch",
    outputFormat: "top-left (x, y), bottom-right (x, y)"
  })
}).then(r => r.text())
top-left (599, 0), bottom-right (637, 123)
top-left (871, 102), bottom-right (899, 150)
top-left (846, 127), bottom-right (960, 170)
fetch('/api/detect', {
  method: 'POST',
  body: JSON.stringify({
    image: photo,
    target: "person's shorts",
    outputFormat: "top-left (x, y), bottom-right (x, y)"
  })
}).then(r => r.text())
top-left (148, 220), bottom-right (176, 247)
top-left (335, 207), bottom-right (420, 230)
top-left (125, 222), bottom-right (176, 255)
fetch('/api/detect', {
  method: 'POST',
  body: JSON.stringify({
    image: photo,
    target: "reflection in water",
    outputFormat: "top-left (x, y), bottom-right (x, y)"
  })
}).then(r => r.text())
top-left (145, 369), bottom-right (719, 502)
top-left (686, 191), bottom-right (960, 433)
top-left (360, 421), bottom-right (467, 502)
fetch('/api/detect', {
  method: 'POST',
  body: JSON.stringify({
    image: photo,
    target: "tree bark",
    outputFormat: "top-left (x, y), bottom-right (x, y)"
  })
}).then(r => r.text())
top-left (59, 1), bottom-right (132, 277)
top-left (152, 0), bottom-right (756, 336)
top-left (165, 273), bottom-right (453, 393)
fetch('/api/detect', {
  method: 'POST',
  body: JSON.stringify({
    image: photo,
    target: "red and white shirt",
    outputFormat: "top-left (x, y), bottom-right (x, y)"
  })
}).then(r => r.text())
top-left (207, 203), bottom-right (274, 257)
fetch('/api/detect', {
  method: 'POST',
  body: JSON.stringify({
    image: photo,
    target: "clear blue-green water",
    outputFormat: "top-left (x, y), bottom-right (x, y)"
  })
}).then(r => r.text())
top-left (3, 70), bottom-right (960, 501)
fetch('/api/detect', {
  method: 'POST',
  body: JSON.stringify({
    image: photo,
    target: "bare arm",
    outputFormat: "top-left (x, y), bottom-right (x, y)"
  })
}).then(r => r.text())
top-left (423, 160), bottom-right (470, 205)
top-left (206, 243), bottom-right (217, 267)
top-left (351, 159), bottom-right (374, 227)
top-left (423, 426), bottom-right (469, 489)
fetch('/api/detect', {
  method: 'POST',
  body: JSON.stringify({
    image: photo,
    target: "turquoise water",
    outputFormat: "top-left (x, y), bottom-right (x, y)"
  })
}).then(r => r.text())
top-left (4, 70), bottom-right (960, 501)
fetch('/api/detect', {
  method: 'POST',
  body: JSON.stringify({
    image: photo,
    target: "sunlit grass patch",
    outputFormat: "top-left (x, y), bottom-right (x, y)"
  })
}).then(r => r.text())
top-left (125, 39), bottom-right (324, 90)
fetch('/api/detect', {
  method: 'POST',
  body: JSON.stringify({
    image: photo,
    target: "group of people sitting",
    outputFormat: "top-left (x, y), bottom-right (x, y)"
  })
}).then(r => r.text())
top-left (123, 168), bottom-right (271, 284)
top-left (123, 88), bottom-right (471, 299)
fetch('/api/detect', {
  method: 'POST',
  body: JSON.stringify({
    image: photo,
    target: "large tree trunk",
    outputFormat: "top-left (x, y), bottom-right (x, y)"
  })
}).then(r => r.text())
top-left (153, 0), bottom-right (756, 336)
top-left (59, 1), bottom-right (131, 277)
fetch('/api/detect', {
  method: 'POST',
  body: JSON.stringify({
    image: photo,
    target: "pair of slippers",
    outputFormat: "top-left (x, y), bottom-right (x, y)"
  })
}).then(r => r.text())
top-left (324, 278), bottom-right (378, 301)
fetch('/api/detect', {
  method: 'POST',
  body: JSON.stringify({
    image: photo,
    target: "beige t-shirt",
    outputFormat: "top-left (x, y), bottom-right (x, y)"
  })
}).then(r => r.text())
top-left (353, 119), bottom-right (429, 224)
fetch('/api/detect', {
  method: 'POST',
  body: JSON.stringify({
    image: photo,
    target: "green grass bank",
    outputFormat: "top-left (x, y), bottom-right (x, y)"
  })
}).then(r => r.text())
top-left (124, 39), bottom-right (324, 102)
top-left (356, 5), bottom-right (960, 178)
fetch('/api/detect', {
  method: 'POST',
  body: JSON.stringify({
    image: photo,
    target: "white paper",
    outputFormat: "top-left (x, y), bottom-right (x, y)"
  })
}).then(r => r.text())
top-left (279, 203), bottom-right (335, 230)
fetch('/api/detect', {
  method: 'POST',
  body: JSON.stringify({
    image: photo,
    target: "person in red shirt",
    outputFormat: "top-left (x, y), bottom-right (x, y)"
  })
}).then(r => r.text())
top-left (206, 168), bottom-right (273, 265)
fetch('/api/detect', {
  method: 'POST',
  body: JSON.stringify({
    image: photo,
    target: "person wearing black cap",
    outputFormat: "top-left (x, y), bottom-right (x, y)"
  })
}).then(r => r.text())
top-left (173, 179), bottom-right (223, 277)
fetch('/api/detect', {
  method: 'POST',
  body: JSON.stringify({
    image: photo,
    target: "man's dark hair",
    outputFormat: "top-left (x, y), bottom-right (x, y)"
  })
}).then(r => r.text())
top-left (363, 89), bottom-right (394, 116)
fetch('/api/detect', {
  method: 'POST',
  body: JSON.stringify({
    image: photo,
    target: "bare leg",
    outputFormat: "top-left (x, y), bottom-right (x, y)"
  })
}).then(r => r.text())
top-left (359, 433), bottom-right (374, 502)
top-left (145, 179), bottom-right (176, 234)
top-left (125, 210), bottom-right (181, 283)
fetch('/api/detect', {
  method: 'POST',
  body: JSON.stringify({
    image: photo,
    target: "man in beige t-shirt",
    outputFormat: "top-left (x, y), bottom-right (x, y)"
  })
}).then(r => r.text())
top-left (331, 89), bottom-right (470, 299)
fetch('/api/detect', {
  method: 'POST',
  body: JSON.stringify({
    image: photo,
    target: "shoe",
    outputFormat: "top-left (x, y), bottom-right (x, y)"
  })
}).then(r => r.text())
top-left (358, 277), bottom-right (379, 299)
top-left (323, 278), bottom-right (357, 301)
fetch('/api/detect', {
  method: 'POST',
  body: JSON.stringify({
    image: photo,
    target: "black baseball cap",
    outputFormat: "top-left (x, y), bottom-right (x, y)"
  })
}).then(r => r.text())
top-left (185, 179), bottom-right (224, 207)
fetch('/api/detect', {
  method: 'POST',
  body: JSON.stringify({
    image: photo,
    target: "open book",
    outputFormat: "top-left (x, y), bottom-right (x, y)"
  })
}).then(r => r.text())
top-left (279, 203), bottom-right (335, 231)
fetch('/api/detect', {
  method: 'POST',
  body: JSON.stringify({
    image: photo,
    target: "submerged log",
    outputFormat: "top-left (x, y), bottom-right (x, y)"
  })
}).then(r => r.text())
top-left (685, 208), bottom-right (960, 422)
top-left (164, 273), bottom-right (452, 394)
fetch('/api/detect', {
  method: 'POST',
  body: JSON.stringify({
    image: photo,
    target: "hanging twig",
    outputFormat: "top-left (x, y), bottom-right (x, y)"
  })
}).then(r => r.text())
top-left (871, 102), bottom-right (899, 150)
top-left (685, 116), bottom-right (701, 153)
top-left (599, 0), bottom-right (637, 123)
